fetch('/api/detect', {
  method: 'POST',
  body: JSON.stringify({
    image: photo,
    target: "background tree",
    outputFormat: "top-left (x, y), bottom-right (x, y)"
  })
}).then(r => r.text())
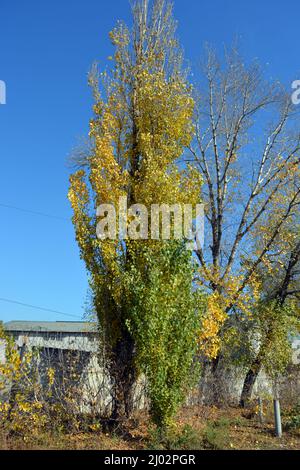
top-left (188, 47), bottom-right (300, 361)
top-left (239, 176), bottom-right (300, 405)
top-left (69, 0), bottom-right (204, 427)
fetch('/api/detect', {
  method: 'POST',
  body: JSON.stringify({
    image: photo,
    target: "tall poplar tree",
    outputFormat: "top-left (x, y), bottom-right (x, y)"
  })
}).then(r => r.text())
top-left (69, 0), bottom-right (204, 427)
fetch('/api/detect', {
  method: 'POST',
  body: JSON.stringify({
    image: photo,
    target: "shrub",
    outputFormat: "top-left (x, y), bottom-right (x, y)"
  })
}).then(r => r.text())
top-left (284, 402), bottom-right (300, 431)
top-left (202, 418), bottom-right (231, 450)
top-left (147, 424), bottom-right (202, 450)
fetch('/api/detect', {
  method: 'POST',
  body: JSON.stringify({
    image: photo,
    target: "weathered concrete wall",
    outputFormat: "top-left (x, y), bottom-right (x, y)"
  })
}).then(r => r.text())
top-left (0, 331), bottom-right (147, 415)
top-left (192, 338), bottom-right (300, 406)
top-left (0, 340), bottom-right (5, 363)
top-left (13, 331), bottom-right (98, 352)
top-left (1, 331), bottom-right (300, 411)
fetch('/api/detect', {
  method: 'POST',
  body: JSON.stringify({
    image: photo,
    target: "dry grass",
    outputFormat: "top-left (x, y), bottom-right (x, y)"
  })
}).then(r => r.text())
top-left (1, 405), bottom-right (300, 450)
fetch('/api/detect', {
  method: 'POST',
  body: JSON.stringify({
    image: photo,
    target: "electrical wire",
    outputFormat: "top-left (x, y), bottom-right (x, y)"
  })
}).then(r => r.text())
top-left (0, 203), bottom-right (82, 320)
top-left (0, 297), bottom-right (82, 319)
top-left (0, 203), bottom-right (69, 221)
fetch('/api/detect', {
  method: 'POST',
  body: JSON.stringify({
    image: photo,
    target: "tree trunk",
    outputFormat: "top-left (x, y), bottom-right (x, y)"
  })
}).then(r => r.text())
top-left (8, 343), bottom-right (26, 425)
top-left (240, 356), bottom-right (263, 407)
top-left (240, 323), bottom-right (277, 407)
top-left (109, 327), bottom-right (137, 424)
top-left (210, 354), bottom-right (223, 406)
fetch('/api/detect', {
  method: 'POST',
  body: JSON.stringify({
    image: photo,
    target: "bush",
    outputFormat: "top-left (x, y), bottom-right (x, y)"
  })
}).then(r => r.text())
top-left (202, 418), bottom-right (231, 450)
top-left (0, 326), bottom-right (99, 438)
top-left (147, 424), bottom-right (202, 450)
top-left (284, 402), bottom-right (300, 431)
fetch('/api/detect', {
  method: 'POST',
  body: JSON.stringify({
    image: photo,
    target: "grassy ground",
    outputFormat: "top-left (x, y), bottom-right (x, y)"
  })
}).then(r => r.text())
top-left (1, 405), bottom-right (300, 450)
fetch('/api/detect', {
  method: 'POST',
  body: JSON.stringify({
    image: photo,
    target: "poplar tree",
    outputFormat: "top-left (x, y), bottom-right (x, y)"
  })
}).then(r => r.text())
top-left (69, 0), bottom-right (203, 426)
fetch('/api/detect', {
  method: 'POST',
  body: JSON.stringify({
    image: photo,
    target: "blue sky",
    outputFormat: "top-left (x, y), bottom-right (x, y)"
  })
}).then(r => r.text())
top-left (0, 0), bottom-right (299, 323)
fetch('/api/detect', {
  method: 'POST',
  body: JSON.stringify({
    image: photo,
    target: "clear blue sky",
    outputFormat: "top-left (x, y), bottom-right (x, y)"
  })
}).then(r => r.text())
top-left (0, 0), bottom-right (299, 323)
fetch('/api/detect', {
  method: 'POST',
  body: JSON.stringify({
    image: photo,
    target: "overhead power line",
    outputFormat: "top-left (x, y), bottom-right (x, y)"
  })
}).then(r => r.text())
top-left (0, 203), bottom-right (69, 221)
top-left (0, 297), bottom-right (82, 319)
top-left (0, 205), bottom-right (81, 320)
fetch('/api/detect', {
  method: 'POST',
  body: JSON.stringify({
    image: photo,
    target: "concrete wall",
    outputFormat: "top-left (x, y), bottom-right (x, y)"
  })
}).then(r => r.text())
top-left (1, 331), bottom-right (300, 410)
top-left (0, 340), bottom-right (5, 363)
top-left (0, 330), bottom-right (147, 415)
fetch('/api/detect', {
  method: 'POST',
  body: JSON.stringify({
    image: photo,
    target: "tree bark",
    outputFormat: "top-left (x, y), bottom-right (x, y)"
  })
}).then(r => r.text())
top-left (109, 327), bottom-right (137, 424)
top-left (211, 354), bottom-right (223, 405)
top-left (240, 356), bottom-right (263, 407)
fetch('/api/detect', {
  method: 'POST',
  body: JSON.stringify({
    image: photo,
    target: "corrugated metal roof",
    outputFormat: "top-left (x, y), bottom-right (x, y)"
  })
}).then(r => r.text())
top-left (4, 321), bottom-right (98, 334)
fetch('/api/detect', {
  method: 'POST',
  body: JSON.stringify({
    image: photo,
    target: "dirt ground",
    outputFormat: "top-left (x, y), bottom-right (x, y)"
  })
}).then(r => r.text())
top-left (1, 405), bottom-right (300, 450)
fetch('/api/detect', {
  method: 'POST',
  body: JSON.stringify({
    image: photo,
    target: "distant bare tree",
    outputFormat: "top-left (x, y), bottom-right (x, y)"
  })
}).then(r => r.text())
top-left (188, 45), bottom-right (299, 311)
top-left (187, 47), bottom-right (300, 400)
